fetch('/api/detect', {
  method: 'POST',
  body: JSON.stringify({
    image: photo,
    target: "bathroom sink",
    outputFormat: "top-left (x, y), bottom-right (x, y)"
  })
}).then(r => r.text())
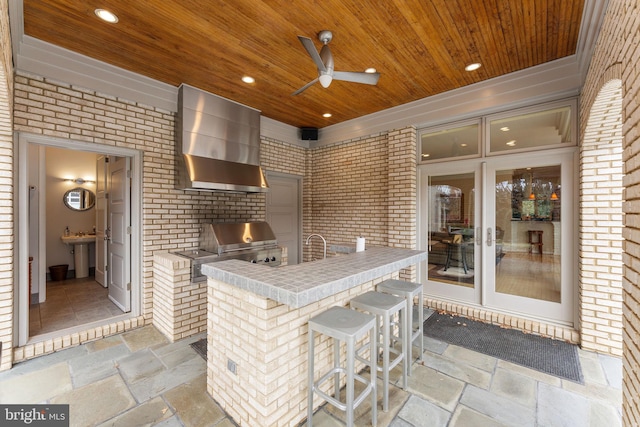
top-left (61, 234), bottom-right (96, 244)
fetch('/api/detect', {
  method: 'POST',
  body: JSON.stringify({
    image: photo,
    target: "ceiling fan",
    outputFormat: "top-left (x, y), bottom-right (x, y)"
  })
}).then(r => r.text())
top-left (292, 30), bottom-right (381, 95)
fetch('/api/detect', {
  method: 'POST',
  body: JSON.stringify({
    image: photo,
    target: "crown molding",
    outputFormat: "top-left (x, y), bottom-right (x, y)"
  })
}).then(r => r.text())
top-left (316, 56), bottom-right (581, 146)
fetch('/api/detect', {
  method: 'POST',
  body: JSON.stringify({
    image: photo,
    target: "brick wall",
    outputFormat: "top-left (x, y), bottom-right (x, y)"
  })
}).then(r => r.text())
top-left (0, 0), bottom-right (13, 371)
top-left (579, 79), bottom-right (623, 356)
top-left (580, 0), bottom-right (640, 423)
top-left (262, 137), bottom-right (306, 176)
top-left (305, 133), bottom-right (389, 261)
top-left (303, 128), bottom-right (417, 263)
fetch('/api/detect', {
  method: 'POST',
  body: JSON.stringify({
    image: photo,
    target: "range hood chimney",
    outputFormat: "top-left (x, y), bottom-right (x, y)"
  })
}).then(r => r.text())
top-left (175, 84), bottom-right (268, 193)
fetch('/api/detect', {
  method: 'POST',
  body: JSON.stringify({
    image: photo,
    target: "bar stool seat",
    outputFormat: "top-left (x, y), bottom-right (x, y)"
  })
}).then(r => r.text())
top-left (350, 291), bottom-right (407, 412)
top-left (377, 279), bottom-right (424, 376)
top-left (308, 306), bottom-right (377, 427)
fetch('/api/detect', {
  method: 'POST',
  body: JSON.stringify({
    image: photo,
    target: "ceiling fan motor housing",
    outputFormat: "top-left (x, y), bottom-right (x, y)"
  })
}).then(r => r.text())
top-left (318, 30), bottom-right (332, 44)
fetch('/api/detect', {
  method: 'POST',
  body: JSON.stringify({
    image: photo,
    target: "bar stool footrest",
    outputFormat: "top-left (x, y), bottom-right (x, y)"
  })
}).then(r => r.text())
top-left (313, 367), bottom-right (374, 412)
top-left (354, 344), bottom-right (404, 374)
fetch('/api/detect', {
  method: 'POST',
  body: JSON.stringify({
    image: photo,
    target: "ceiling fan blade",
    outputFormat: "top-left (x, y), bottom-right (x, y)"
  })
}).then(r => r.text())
top-left (291, 77), bottom-right (319, 96)
top-left (297, 36), bottom-right (326, 72)
top-left (333, 71), bottom-right (380, 85)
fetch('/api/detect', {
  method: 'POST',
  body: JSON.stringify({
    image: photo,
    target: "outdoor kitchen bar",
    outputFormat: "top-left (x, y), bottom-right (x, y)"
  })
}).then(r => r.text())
top-left (201, 246), bottom-right (427, 427)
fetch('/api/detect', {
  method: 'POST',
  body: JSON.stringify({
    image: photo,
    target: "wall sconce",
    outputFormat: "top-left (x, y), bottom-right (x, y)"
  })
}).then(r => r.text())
top-left (64, 178), bottom-right (95, 185)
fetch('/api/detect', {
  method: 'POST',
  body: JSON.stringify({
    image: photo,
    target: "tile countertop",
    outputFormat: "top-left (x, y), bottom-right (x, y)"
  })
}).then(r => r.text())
top-left (201, 246), bottom-right (427, 308)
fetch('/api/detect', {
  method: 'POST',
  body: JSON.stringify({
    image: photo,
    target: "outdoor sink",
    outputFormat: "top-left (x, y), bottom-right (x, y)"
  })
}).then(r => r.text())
top-left (61, 234), bottom-right (96, 244)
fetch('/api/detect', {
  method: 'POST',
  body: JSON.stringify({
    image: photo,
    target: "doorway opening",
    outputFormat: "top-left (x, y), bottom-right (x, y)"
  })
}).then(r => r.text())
top-left (16, 133), bottom-right (142, 346)
top-left (417, 99), bottom-right (579, 326)
top-left (419, 150), bottom-right (576, 325)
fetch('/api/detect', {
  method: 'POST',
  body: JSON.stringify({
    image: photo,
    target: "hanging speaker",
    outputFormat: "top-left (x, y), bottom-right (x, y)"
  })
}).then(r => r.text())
top-left (300, 127), bottom-right (318, 141)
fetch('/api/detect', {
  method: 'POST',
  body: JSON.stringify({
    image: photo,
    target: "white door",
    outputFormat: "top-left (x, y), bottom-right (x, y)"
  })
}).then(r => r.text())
top-left (420, 161), bottom-right (480, 303)
top-left (266, 173), bottom-right (302, 265)
top-left (95, 156), bottom-right (108, 287)
top-left (483, 151), bottom-right (575, 322)
top-left (419, 150), bottom-right (575, 324)
top-left (108, 156), bottom-right (131, 312)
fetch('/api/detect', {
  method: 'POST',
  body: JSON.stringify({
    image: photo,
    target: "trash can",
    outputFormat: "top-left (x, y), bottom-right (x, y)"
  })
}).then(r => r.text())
top-left (49, 264), bottom-right (68, 281)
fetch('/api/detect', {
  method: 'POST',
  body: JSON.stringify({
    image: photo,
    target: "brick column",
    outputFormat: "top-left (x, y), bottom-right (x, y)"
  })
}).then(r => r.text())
top-left (152, 253), bottom-right (206, 342)
top-left (388, 126), bottom-right (417, 282)
top-left (580, 80), bottom-right (623, 356)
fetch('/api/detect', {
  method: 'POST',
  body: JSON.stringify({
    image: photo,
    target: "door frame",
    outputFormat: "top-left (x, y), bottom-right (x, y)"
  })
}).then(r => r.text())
top-left (15, 132), bottom-right (142, 346)
top-left (265, 171), bottom-right (303, 265)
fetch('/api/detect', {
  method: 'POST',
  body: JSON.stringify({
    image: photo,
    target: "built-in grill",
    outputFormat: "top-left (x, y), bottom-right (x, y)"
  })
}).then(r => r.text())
top-left (173, 221), bottom-right (281, 282)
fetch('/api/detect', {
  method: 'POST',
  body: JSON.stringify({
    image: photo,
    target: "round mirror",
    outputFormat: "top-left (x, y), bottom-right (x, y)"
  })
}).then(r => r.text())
top-left (63, 187), bottom-right (96, 211)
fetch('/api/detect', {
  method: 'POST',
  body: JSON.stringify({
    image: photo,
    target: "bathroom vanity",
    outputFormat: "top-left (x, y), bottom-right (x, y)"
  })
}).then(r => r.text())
top-left (61, 233), bottom-right (96, 279)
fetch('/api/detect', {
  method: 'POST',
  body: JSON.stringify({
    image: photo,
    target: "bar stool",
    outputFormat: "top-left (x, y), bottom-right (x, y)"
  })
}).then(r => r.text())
top-left (377, 279), bottom-right (424, 376)
top-left (528, 230), bottom-right (543, 255)
top-left (307, 306), bottom-right (377, 427)
top-left (350, 291), bottom-right (407, 412)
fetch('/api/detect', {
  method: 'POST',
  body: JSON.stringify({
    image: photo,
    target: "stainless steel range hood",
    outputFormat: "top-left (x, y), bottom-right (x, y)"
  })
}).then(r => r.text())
top-left (175, 84), bottom-right (268, 193)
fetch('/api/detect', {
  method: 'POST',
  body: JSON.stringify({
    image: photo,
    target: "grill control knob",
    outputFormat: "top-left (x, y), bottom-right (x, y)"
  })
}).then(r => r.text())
top-left (251, 259), bottom-right (257, 263)
top-left (270, 257), bottom-right (276, 261)
top-left (264, 257), bottom-right (270, 263)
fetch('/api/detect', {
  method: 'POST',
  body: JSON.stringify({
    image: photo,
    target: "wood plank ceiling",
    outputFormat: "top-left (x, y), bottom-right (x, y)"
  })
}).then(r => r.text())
top-left (22, 0), bottom-right (585, 129)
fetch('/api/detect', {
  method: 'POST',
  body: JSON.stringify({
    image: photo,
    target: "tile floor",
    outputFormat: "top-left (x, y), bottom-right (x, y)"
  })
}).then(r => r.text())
top-left (0, 324), bottom-right (622, 427)
top-left (29, 277), bottom-right (123, 336)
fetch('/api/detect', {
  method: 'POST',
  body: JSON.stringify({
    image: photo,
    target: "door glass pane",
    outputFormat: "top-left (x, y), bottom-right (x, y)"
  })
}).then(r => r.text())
top-left (495, 165), bottom-right (561, 302)
top-left (427, 173), bottom-right (475, 288)
top-left (420, 123), bottom-right (479, 161)
top-left (489, 105), bottom-right (572, 153)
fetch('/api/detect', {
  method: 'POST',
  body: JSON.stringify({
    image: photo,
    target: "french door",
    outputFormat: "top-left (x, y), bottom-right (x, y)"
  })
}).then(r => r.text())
top-left (419, 149), bottom-right (576, 324)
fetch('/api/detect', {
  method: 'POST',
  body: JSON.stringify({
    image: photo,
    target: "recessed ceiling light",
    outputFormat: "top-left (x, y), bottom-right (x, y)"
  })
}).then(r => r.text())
top-left (241, 76), bottom-right (255, 84)
top-left (461, 143), bottom-right (468, 147)
top-left (365, 68), bottom-right (377, 74)
top-left (506, 140), bottom-right (516, 146)
top-left (95, 9), bottom-right (118, 23)
top-left (500, 126), bottom-right (510, 132)
top-left (323, 113), bottom-right (332, 118)
top-left (421, 153), bottom-right (430, 158)
top-left (465, 63), bottom-right (481, 72)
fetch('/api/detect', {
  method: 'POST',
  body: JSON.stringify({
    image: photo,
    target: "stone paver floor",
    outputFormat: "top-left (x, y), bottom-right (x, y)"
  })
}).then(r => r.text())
top-left (0, 325), bottom-right (622, 427)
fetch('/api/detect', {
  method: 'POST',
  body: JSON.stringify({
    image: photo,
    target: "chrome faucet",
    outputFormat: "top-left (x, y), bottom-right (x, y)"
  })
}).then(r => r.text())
top-left (305, 233), bottom-right (327, 260)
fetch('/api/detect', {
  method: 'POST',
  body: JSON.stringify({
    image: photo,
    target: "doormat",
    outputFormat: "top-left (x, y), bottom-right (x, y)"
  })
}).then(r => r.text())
top-left (190, 338), bottom-right (207, 361)
top-left (424, 313), bottom-right (584, 383)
